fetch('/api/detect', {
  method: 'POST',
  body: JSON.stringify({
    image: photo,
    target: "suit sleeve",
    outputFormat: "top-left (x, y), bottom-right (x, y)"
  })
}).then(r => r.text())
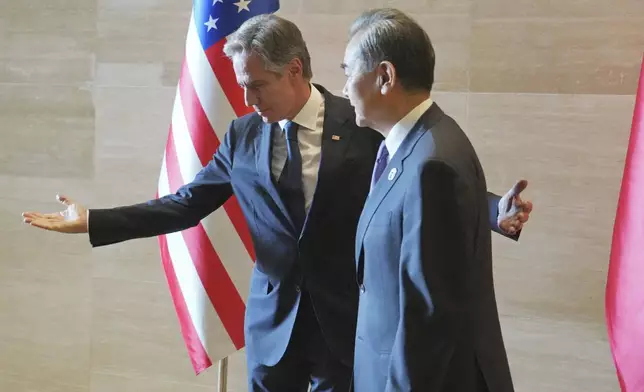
top-left (88, 121), bottom-right (238, 247)
top-left (487, 192), bottom-right (520, 241)
top-left (385, 160), bottom-right (475, 392)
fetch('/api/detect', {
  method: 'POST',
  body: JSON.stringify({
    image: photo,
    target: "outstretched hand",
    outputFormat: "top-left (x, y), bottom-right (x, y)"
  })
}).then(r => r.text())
top-left (22, 195), bottom-right (89, 234)
top-left (498, 180), bottom-right (533, 236)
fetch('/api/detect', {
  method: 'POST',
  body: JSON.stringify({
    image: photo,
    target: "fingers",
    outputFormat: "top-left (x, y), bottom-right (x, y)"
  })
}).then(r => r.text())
top-left (499, 219), bottom-right (522, 235)
top-left (57, 194), bottom-right (73, 206)
top-left (24, 217), bottom-right (79, 233)
top-left (500, 180), bottom-right (527, 213)
top-left (499, 220), bottom-right (519, 235)
top-left (22, 193), bottom-right (75, 220)
top-left (22, 212), bottom-right (64, 221)
top-left (509, 179), bottom-right (528, 197)
top-left (516, 203), bottom-right (533, 223)
top-left (22, 216), bottom-right (49, 226)
top-left (28, 219), bottom-right (59, 231)
top-left (513, 199), bottom-right (533, 221)
top-left (22, 212), bottom-right (44, 220)
top-left (519, 200), bottom-right (533, 213)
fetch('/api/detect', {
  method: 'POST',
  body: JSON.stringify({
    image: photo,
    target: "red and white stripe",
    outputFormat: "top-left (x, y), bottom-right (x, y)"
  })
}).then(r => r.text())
top-left (156, 12), bottom-right (256, 375)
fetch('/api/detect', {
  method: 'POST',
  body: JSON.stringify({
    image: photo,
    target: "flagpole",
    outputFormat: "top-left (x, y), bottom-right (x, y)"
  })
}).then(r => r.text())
top-left (217, 357), bottom-right (229, 392)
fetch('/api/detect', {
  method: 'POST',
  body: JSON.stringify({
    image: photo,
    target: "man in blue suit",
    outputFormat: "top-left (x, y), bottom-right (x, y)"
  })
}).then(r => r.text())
top-left (343, 8), bottom-right (516, 392)
top-left (23, 14), bottom-right (530, 392)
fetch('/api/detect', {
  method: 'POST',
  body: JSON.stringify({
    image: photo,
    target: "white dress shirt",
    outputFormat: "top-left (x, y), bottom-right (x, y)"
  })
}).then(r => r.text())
top-left (273, 84), bottom-right (325, 211)
top-left (384, 97), bottom-right (433, 162)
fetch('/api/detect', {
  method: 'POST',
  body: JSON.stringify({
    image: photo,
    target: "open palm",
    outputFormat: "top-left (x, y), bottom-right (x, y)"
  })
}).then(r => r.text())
top-left (22, 195), bottom-right (88, 234)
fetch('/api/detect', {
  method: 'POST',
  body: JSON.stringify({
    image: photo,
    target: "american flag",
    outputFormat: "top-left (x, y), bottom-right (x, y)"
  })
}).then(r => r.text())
top-left (156, 0), bottom-right (280, 375)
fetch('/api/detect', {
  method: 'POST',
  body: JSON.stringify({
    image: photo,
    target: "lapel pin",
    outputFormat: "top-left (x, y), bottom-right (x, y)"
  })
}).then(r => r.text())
top-left (388, 168), bottom-right (397, 181)
top-left (331, 135), bottom-right (341, 141)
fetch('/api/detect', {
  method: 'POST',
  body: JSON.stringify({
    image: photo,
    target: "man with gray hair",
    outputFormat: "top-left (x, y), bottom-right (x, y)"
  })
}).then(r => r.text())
top-left (23, 13), bottom-right (528, 391)
top-left (343, 8), bottom-right (515, 391)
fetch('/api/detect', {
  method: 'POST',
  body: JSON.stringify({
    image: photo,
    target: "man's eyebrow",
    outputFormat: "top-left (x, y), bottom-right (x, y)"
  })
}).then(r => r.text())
top-left (340, 63), bottom-right (348, 70)
top-left (239, 80), bottom-right (264, 88)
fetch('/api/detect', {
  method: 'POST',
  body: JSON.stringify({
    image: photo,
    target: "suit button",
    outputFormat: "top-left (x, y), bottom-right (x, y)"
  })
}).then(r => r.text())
top-left (359, 284), bottom-right (366, 294)
top-left (295, 285), bottom-right (301, 293)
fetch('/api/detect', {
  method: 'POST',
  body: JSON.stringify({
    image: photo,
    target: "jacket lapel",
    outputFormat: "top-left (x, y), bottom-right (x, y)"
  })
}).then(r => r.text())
top-left (316, 91), bottom-right (353, 180)
top-left (354, 103), bottom-right (445, 265)
top-left (300, 87), bottom-right (353, 236)
top-left (254, 85), bottom-right (359, 238)
top-left (354, 133), bottom-right (416, 265)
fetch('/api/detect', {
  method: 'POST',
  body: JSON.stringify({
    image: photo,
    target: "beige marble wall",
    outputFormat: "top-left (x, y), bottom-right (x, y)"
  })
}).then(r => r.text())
top-left (1, 0), bottom-right (642, 391)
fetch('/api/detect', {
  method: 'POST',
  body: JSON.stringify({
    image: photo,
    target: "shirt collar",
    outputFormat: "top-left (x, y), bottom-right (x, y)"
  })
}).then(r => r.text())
top-left (278, 84), bottom-right (324, 131)
top-left (385, 97), bottom-right (433, 160)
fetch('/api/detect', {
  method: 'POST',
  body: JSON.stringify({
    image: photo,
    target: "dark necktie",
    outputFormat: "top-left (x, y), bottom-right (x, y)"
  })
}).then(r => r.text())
top-left (370, 141), bottom-right (389, 192)
top-left (277, 121), bottom-right (306, 232)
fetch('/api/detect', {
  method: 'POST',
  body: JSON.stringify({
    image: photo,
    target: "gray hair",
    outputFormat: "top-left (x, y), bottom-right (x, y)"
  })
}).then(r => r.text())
top-left (223, 14), bottom-right (313, 80)
top-left (348, 8), bottom-right (435, 92)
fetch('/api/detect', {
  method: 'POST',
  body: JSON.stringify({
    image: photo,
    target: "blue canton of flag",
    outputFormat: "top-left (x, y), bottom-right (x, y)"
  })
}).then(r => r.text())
top-left (194, 0), bottom-right (281, 50)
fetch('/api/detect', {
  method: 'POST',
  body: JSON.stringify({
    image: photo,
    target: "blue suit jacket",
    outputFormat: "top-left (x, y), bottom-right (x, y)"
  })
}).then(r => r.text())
top-left (353, 104), bottom-right (514, 392)
top-left (87, 86), bottom-right (516, 369)
top-left (89, 85), bottom-right (381, 367)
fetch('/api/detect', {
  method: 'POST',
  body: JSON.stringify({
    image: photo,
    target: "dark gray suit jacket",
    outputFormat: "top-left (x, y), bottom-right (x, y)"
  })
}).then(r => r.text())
top-left (353, 103), bottom-right (514, 391)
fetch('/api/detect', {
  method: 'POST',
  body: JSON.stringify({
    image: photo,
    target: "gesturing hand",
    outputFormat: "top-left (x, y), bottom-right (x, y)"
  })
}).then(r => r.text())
top-left (498, 180), bottom-right (533, 236)
top-left (22, 195), bottom-right (89, 234)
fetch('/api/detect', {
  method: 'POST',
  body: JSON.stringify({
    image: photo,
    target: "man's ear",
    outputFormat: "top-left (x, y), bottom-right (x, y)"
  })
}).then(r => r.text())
top-left (378, 61), bottom-right (395, 94)
top-left (287, 58), bottom-right (303, 78)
